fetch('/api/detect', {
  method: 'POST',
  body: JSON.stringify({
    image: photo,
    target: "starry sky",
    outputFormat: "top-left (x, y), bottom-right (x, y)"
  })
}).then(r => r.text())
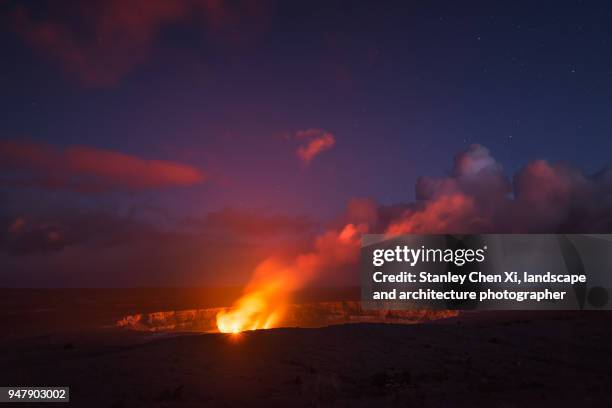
top-left (1, 0), bottom-right (612, 287)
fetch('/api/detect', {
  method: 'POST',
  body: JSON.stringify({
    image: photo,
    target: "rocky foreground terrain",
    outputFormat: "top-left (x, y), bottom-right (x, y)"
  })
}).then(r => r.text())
top-left (1, 309), bottom-right (611, 407)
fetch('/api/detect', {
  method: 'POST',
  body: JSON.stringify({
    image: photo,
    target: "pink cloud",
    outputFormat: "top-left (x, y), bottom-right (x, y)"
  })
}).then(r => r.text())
top-left (0, 140), bottom-right (206, 192)
top-left (295, 129), bottom-right (335, 164)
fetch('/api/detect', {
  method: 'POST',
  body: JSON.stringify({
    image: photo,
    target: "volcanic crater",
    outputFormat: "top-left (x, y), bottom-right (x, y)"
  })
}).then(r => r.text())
top-left (116, 301), bottom-right (459, 332)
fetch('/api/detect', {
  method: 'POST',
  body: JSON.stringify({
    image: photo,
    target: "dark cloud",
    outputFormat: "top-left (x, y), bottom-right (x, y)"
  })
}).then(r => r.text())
top-left (10, 0), bottom-right (269, 87)
top-left (2, 216), bottom-right (68, 255)
top-left (0, 208), bottom-right (269, 286)
top-left (1, 211), bottom-right (157, 255)
top-left (186, 207), bottom-right (315, 238)
top-left (0, 139), bottom-right (206, 192)
top-left (1, 204), bottom-right (314, 257)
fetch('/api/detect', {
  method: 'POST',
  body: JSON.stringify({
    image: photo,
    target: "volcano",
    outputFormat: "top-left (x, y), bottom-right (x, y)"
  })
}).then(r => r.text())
top-left (1, 289), bottom-right (611, 406)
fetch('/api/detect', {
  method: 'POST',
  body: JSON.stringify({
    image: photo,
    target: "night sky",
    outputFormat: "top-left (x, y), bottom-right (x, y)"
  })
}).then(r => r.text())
top-left (1, 0), bottom-right (612, 287)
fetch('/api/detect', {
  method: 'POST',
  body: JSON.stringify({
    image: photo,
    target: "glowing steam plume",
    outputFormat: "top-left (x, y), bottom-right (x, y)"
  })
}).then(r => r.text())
top-left (216, 223), bottom-right (365, 333)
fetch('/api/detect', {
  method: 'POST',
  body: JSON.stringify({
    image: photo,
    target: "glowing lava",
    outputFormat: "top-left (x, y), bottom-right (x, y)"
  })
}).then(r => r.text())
top-left (216, 258), bottom-right (294, 333)
top-left (216, 223), bottom-right (365, 333)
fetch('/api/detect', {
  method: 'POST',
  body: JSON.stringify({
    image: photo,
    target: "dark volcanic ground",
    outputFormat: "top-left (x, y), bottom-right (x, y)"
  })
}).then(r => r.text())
top-left (1, 309), bottom-right (611, 407)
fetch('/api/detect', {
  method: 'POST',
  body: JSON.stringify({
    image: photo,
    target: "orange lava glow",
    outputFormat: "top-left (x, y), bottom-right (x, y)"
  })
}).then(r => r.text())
top-left (216, 223), bottom-right (364, 333)
top-left (216, 291), bottom-right (283, 333)
top-left (216, 258), bottom-right (295, 333)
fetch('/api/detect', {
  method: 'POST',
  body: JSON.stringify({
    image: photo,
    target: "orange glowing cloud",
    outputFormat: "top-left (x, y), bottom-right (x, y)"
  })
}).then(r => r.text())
top-left (295, 129), bottom-right (336, 164)
top-left (385, 193), bottom-right (482, 236)
top-left (0, 140), bottom-right (205, 192)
